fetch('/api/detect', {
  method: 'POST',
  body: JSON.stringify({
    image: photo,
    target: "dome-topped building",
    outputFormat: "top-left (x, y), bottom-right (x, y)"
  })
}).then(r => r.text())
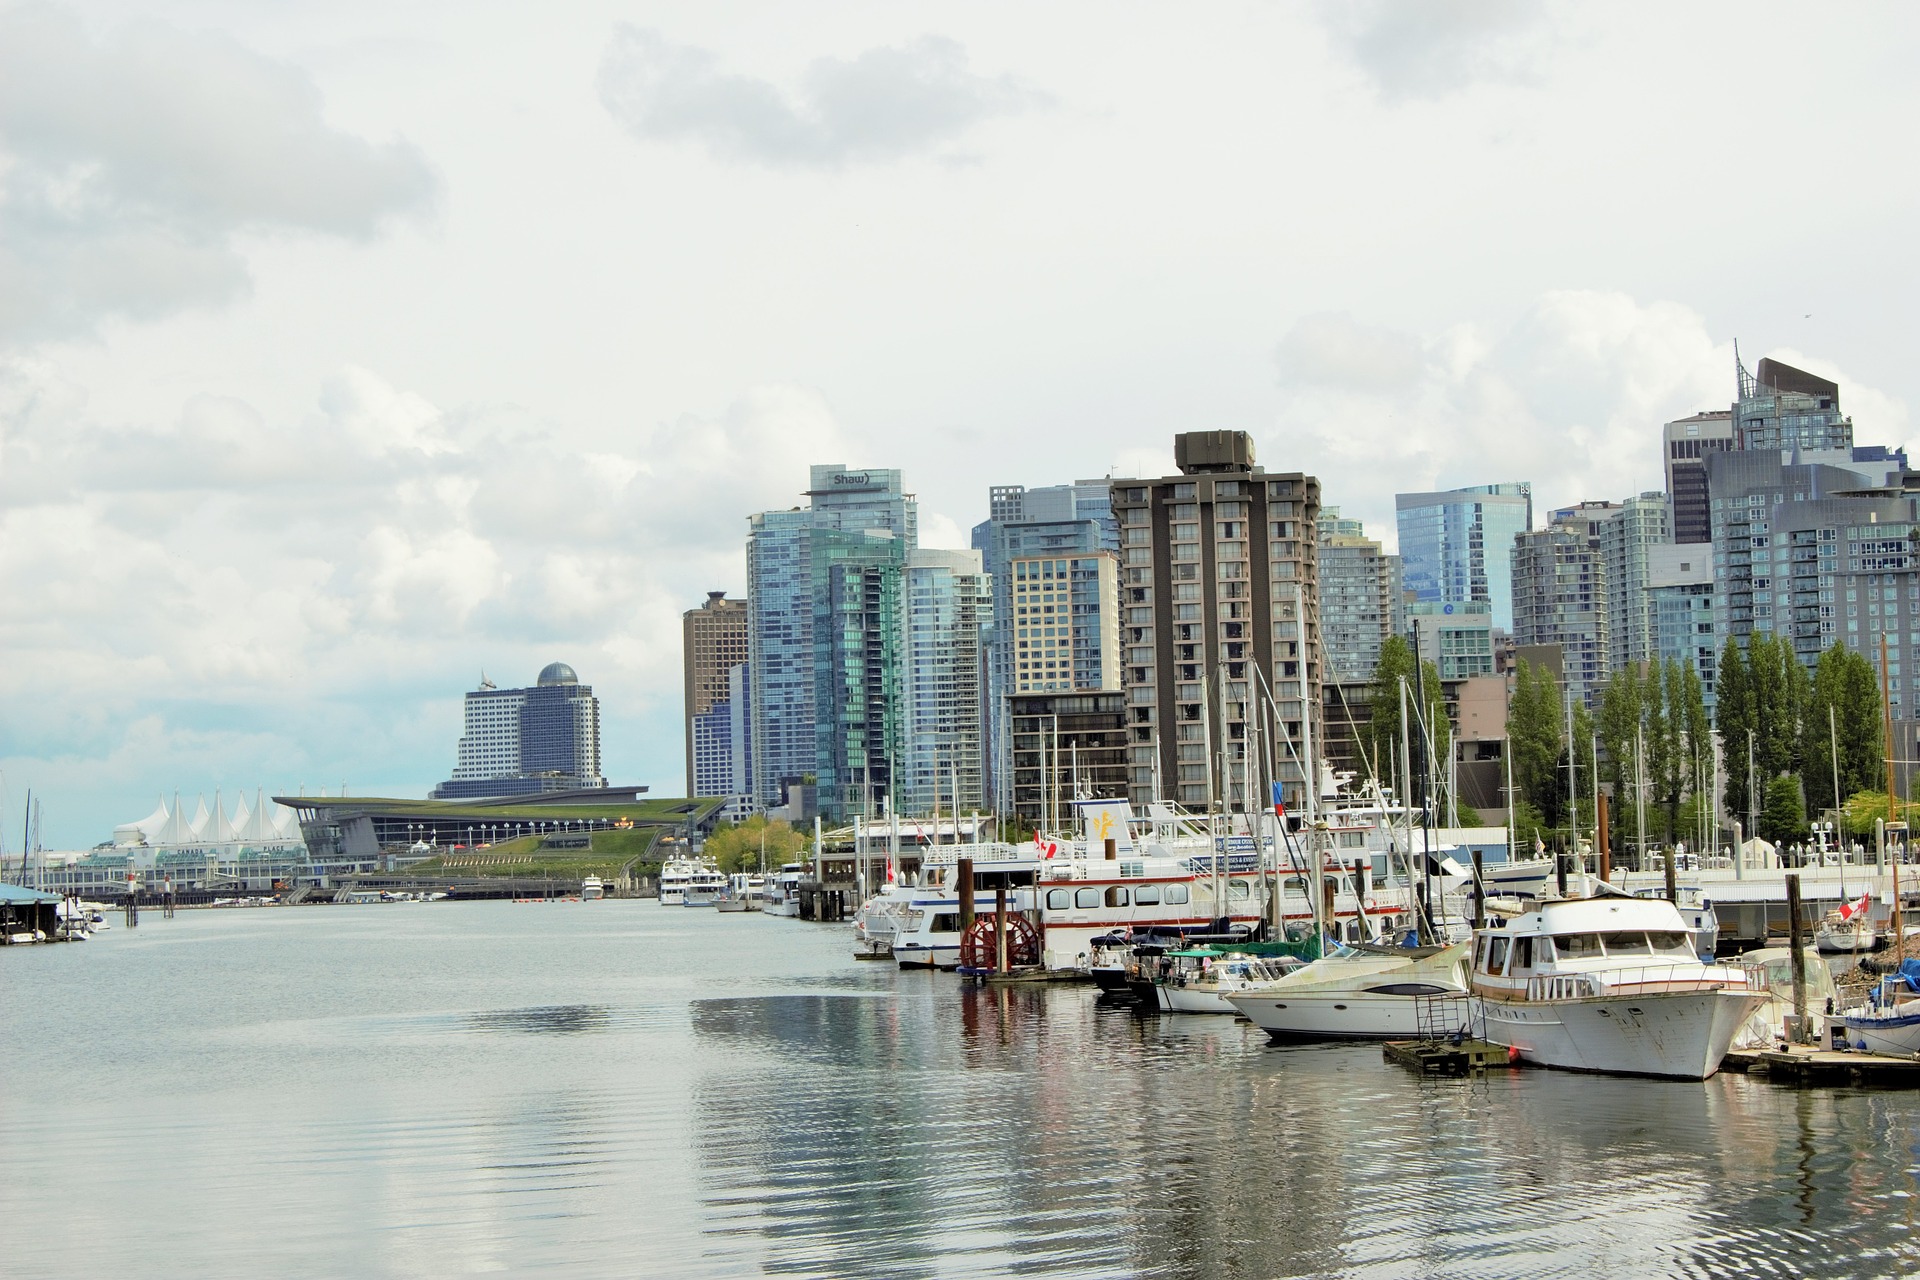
top-left (432, 663), bottom-right (605, 799)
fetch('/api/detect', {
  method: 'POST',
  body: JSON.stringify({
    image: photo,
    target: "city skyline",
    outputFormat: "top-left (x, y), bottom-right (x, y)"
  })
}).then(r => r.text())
top-left (6, 4), bottom-right (1919, 846)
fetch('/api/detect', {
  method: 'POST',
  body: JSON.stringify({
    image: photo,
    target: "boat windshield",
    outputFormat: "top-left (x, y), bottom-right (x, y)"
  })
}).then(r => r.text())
top-left (1548, 931), bottom-right (1695, 960)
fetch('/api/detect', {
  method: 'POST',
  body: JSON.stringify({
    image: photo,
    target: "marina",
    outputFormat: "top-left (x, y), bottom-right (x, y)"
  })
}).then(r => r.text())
top-left (5, 898), bottom-right (1920, 1277)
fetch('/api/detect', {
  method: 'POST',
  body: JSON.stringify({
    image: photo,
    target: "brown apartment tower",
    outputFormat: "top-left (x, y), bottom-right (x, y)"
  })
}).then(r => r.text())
top-left (682, 591), bottom-right (748, 796)
top-left (1109, 432), bottom-right (1322, 813)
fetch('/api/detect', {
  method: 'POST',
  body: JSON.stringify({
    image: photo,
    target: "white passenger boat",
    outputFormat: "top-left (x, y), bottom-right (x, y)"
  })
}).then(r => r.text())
top-left (1227, 943), bottom-right (1470, 1038)
top-left (1840, 960), bottom-right (1920, 1056)
top-left (1471, 886), bottom-right (1767, 1079)
top-left (579, 876), bottom-right (604, 901)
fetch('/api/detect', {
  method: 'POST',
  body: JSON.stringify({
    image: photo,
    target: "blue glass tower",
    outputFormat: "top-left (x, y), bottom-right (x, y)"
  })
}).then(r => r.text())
top-left (1394, 482), bottom-right (1533, 633)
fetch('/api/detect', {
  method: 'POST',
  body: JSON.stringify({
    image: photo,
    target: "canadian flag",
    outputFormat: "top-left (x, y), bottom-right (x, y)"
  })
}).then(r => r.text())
top-left (1033, 832), bottom-right (1059, 859)
top-left (886, 857), bottom-right (896, 884)
top-left (1838, 892), bottom-right (1872, 922)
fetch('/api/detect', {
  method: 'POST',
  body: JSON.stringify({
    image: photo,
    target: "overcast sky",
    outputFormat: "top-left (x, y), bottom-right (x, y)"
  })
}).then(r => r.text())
top-left (3, 1), bottom-right (1917, 848)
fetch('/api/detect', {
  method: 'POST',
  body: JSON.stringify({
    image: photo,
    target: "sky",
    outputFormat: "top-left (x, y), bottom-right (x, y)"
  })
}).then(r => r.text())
top-left (3, 0), bottom-right (1917, 849)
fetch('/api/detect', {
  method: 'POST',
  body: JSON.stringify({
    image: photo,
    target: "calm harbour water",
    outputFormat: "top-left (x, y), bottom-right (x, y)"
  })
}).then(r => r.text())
top-left (4, 902), bottom-right (1919, 1278)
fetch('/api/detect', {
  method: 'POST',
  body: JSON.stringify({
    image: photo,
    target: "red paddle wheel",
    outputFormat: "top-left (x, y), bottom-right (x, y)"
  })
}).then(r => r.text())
top-left (958, 912), bottom-right (1041, 970)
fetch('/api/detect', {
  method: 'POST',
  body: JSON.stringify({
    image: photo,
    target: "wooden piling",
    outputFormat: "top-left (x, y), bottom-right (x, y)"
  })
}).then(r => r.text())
top-left (994, 883), bottom-right (1008, 973)
top-left (958, 857), bottom-right (975, 931)
top-left (1786, 872), bottom-right (1810, 1043)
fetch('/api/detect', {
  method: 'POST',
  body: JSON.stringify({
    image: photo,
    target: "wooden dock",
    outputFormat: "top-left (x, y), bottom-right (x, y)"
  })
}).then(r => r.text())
top-left (1723, 1044), bottom-right (1920, 1086)
top-left (1384, 1038), bottom-right (1517, 1076)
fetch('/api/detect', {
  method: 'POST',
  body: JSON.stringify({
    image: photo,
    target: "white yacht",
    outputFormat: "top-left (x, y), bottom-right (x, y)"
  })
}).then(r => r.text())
top-left (658, 857), bottom-right (724, 906)
top-left (1227, 943), bottom-right (1471, 1038)
top-left (579, 876), bottom-right (604, 901)
top-left (1154, 951), bottom-right (1306, 1014)
top-left (1470, 887), bottom-right (1767, 1079)
top-left (762, 864), bottom-right (805, 917)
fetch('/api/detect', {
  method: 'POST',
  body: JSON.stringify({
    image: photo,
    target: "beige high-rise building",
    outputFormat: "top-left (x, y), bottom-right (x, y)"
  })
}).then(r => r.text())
top-left (1109, 431), bottom-right (1322, 812)
top-left (682, 591), bottom-right (748, 796)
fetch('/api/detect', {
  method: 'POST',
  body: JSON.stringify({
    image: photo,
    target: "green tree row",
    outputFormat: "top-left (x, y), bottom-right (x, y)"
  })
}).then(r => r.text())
top-left (1715, 635), bottom-right (1882, 838)
top-left (1595, 656), bottom-right (1711, 849)
top-left (702, 815), bottom-right (812, 874)
top-left (1507, 657), bottom-right (1596, 848)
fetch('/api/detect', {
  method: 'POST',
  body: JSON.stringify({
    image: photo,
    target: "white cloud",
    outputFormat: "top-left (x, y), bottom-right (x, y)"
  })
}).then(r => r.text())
top-left (1271, 291), bottom-right (1850, 546)
top-left (0, 362), bottom-right (855, 837)
top-left (0, 4), bottom-right (435, 342)
top-left (1317, 0), bottom-right (1560, 100)
top-left (596, 26), bottom-right (1045, 166)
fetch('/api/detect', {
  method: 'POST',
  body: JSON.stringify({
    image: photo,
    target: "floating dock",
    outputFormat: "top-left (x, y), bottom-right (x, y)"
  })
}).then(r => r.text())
top-left (1384, 1038), bottom-right (1517, 1076)
top-left (1723, 1044), bottom-right (1920, 1086)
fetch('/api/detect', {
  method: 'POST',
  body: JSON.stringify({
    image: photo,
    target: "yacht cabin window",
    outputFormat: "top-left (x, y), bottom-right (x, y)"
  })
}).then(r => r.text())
top-left (931, 913), bottom-right (960, 933)
top-left (1228, 880), bottom-right (1251, 900)
top-left (1603, 932), bottom-right (1654, 956)
top-left (1046, 889), bottom-right (1071, 910)
top-left (1486, 937), bottom-right (1510, 975)
top-left (1134, 884), bottom-right (1162, 905)
top-left (1165, 884), bottom-right (1191, 905)
top-left (1513, 937), bottom-right (1534, 970)
top-left (1646, 931), bottom-right (1693, 957)
top-left (1074, 888), bottom-right (1101, 909)
top-left (1105, 886), bottom-right (1130, 907)
top-left (1553, 933), bottom-right (1604, 959)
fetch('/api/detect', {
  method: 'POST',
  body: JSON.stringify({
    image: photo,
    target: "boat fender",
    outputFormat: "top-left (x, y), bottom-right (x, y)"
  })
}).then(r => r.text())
top-left (1506, 1044), bottom-right (1521, 1064)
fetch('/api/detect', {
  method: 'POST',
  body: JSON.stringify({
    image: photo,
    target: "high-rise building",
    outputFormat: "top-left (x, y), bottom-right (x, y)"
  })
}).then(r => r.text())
top-left (432, 663), bottom-right (605, 799)
top-left (971, 482), bottom-right (1118, 808)
top-left (682, 592), bottom-right (748, 795)
top-left (1108, 431), bottom-right (1322, 811)
top-left (1707, 449), bottom-right (1912, 674)
top-left (1407, 601), bottom-right (1495, 681)
top-left (1597, 492), bottom-right (1671, 672)
top-left (1645, 545), bottom-right (1717, 705)
top-left (1395, 483), bottom-right (1533, 632)
top-left (746, 466), bottom-right (917, 816)
top-left (1735, 355), bottom-right (1852, 452)
top-left (1663, 411), bottom-right (1734, 544)
top-left (895, 549), bottom-right (992, 817)
top-left (1008, 691), bottom-right (1129, 828)
top-left (1006, 551), bottom-right (1121, 695)
top-left (1511, 519), bottom-right (1610, 709)
top-left (1316, 506), bottom-right (1400, 682)
top-left (807, 525), bottom-right (909, 822)
top-left (691, 662), bottom-right (753, 818)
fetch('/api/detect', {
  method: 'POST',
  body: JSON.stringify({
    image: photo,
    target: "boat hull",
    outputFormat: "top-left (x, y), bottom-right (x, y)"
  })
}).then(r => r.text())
top-left (1479, 990), bottom-right (1764, 1079)
top-left (1229, 990), bottom-right (1456, 1040)
top-left (1842, 1009), bottom-right (1920, 1056)
top-left (1157, 985), bottom-right (1242, 1014)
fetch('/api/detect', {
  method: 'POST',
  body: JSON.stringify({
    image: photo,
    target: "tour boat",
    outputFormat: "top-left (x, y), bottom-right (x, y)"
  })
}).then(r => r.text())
top-left (1470, 886), bottom-right (1767, 1079)
top-left (1227, 943), bottom-right (1471, 1038)
top-left (580, 876), bottom-right (604, 901)
top-left (1840, 959), bottom-right (1920, 1056)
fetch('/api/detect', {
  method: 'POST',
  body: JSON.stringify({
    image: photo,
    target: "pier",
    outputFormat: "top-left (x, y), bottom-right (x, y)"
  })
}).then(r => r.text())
top-left (1723, 1044), bottom-right (1920, 1087)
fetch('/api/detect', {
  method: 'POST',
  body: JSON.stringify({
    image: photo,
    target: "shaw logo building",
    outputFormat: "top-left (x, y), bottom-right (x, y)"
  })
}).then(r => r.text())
top-left (430, 662), bottom-right (607, 800)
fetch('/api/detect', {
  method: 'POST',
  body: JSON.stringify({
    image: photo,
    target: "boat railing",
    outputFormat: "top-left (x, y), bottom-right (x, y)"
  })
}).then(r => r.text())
top-left (1527, 964), bottom-right (1764, 1001)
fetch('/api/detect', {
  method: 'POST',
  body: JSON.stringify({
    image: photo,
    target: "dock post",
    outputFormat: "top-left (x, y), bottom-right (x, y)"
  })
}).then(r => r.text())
top-left (1664, 841), bottom-right (1679, 906)
top-left (1471, 850), bottom-right (1484, 931)
top-left (994, 883), bottom-right (1008, 974)
top-left (957, 857), bottom-right (975, 932)
top-left (1597, 793), bottom-right (1611, 883)
top-left (1785, 872), bottom-right (1810, 1044)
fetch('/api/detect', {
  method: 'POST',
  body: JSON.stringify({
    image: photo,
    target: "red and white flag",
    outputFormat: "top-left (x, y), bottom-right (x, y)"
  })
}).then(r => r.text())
top-left (1838, 892), bottom-right (1872, 922)
top-left (1033, 831), bottom-right (1058, 859)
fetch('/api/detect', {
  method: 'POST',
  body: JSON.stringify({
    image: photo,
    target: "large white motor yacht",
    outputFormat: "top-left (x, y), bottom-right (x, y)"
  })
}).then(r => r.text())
top-left (1227, 943), bottom-right (1470, 1038)
top-left (1470, 886), bottom-right (1767, 1079)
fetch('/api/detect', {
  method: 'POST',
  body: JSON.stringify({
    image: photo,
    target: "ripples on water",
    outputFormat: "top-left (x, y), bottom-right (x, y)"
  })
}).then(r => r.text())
top-left (2, 903), bottom-right (1918, 1278)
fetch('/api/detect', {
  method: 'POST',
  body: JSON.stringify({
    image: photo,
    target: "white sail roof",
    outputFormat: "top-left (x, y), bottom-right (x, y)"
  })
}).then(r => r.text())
top-left (114, 796), bottom-right (171, 847)
top-left (201, 790), bottom-right (240, 843)
top-left (153, 793), bottom-right (199, 846)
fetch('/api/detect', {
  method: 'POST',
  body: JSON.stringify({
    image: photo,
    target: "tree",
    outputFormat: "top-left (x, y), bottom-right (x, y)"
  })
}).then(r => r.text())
top-left (1363, 634), bottom-right (1447, 802)
top-left (1759, 775), bottom-right (1806, 848)
top-left (703, 816), bottom-right (810, 873)
top-left (1715, 638), bottom-right (1752, 821)
top-left (1508, 658), bottom-right (1563, 828)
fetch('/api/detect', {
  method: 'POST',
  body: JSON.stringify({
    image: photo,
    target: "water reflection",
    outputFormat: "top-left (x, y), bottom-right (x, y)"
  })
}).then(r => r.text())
top-left (463, 1004), bottom-right (612, 1036)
